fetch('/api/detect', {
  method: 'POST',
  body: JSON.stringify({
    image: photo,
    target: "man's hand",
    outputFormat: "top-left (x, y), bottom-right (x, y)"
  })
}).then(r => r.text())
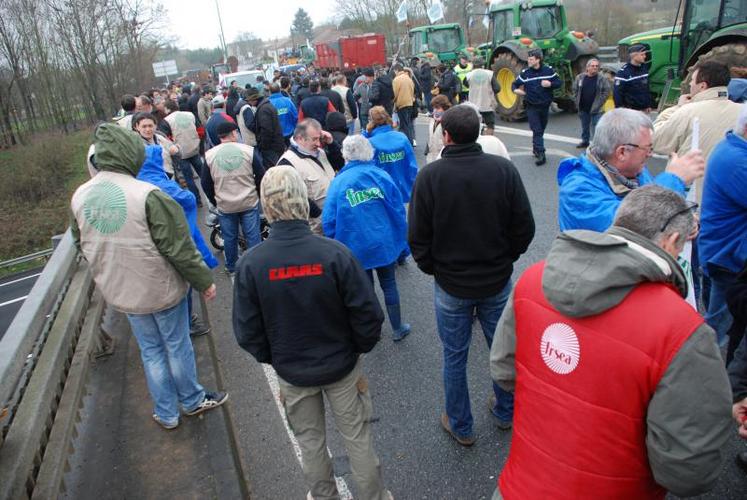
top-left (168, 145), bottom-right (179, 155)
top-left (202, 284), bottom-right (217, 301)
top-left (677, 94), bottom-right (693, 106)
top-left (666, 150), bottom-right (705, 184)
top-left (513, 87), bottom-right (526, 96)
top-left (320, 130), bottom-right (333, 145)
top-left (540, 80), bottom-right (552, 88)
top-left (732, 397), bottom-right (747, 439)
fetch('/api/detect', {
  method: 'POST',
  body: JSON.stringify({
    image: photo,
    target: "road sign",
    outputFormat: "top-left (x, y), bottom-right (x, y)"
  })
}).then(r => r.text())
top-left (152, 60), bottom-right (178, 78)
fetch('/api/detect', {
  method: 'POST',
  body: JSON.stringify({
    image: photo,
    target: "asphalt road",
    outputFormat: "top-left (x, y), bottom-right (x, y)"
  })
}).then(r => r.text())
top-left (203, 111), bottom-right (746, 499)
top-left (0, 268), bottom-right (42, 340)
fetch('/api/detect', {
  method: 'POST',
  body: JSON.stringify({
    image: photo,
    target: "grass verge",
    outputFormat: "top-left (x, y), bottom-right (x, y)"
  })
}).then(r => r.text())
top-left (0, 128), bottom-right (92, 272)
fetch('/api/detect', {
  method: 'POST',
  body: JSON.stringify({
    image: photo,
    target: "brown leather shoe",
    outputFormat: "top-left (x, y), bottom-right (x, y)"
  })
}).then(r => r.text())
top-left (440, 413), bottom-right (476, 446)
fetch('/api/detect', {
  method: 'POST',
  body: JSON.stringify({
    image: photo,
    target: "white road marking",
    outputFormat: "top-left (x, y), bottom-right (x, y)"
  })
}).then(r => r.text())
top-left (0, 272), bottom-right (41, 288)
top-left (261, 364), bottom-right (353, 499)
top-left (0, 295), bottom-right (28, 308)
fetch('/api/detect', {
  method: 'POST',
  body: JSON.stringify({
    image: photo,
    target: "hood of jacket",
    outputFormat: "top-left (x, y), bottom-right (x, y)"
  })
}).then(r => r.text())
top-left (542, 226), bottom-right (688, 318)
top-left (728, 78), bottom-right (747, 103)
top-left (325, 111), bottom-right (348, 133)
top-left (93, 123), bottom-right (145, 177)
top-left (368, 124), bottom-right (394, 137)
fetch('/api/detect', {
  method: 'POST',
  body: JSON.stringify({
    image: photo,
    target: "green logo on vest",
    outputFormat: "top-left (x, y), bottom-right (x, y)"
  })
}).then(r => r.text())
top-left (83, 182), bottom-right (127, 234)
top-left (174, 113), bottom-right (193, 129)
top-left (214, 144), bottom-right (244, 171)
top-left (345, 187), bottom-right (384, 207)
top-left (377, 150), bottom-right (405, 164)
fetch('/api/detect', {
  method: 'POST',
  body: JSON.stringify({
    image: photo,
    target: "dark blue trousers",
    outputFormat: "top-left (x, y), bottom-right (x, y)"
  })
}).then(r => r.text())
top-left (526, 104), bottom-right (549, 154)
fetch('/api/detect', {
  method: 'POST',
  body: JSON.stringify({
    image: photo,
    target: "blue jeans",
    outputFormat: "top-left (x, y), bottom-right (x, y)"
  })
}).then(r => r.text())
top-left (347, 121), bottom-right (356, 135)
top-left (578, 111), bottom-right (601, 144)
top-left (219, 206), bottom-right (261, 272)
top-left (434, 281), bottom-right (514, 438)
top-left (179, 155), bottom-right (204, 205)
top-left (359, 114), bottom-right (369, 132)
top-left (365, 264), bottom-right (399, 305)
top-left (526, 105), bottom-right (549, 154)
top-left (126, 296), bottom-right (205, 425)
top-left (424, 91), bottom-right (433, 113)
top-left (705, 268), bottom-right (737, 347)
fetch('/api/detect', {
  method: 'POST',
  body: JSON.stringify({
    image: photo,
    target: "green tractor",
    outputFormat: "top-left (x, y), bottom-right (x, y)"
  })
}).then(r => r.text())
top-left (408, 23), bottom-right (467, 66)
top-left (617, 0), bottom-right (746, 108)
top-left (486, 0), bottom-right (600, 121)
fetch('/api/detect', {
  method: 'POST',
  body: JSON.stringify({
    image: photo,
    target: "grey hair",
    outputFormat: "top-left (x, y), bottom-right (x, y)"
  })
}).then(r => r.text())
top-left (293, 118), bottom-right (322, 140)
top-left (613, 185), bottom-right (694, 249)
top-left (736, 102), bottom-right (747, 137)
top-left (458, 102), bottom-right (482, 122)
top-left (342, 135), bottom-right (374, 162)
top-left (586, 58), bottom-right (600, 68)
top-left (591, 108), bottom-right (653, 159)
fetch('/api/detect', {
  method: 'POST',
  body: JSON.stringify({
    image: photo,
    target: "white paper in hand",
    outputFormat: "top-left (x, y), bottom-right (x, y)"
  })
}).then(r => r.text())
top-left (691, 117), bottom-right (700, 151)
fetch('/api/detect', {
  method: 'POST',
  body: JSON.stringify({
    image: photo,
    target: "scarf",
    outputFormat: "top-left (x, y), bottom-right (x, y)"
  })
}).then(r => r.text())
top-left (587, 148), bottom-right (639, 195)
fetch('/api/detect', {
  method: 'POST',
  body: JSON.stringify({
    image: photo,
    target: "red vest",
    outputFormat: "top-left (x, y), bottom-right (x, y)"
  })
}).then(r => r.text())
top-left (499, 262), bottom-right (704, 500)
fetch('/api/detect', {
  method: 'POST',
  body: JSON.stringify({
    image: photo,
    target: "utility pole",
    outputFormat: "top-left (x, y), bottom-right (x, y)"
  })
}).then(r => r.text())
top-left (215, 0), bottom-right (228, 61)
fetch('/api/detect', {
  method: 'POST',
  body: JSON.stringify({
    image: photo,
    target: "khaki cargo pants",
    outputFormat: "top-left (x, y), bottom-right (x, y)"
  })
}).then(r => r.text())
top-left (278, 358), bottom-right (389, 500)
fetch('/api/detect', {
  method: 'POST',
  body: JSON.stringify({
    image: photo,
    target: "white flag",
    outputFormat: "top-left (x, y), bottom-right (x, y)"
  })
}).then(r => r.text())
top-left (396, 1), bottom-right (408, 23)
top-left (483, 7), bottom-right (490, 29)
top-left (427, 0), bottom-right (444, 24)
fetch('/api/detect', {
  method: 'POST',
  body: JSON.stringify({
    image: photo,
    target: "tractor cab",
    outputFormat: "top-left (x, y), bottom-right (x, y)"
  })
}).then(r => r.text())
top-left (409, 23), bottom-right (466, 65)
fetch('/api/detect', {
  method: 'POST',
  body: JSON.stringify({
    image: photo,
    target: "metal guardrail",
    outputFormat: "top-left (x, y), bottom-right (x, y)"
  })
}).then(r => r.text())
top-left (0, 230), bottom-right (110, 499)
top-left (0, 249), bottom-right (54, 270)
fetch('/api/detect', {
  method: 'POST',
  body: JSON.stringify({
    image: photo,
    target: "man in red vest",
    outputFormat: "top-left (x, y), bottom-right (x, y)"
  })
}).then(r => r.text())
top-left (490, 185), bottom-right (732, 499)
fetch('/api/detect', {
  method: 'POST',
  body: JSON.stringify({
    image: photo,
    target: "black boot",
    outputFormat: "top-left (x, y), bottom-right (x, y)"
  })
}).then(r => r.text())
top-left (535, 152), bottom-right (546, 166)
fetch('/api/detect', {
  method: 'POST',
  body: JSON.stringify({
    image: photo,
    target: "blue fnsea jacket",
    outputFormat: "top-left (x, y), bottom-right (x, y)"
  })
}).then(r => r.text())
top-left (322, 160), bottom-right (407, 270)
top-left (511, 64), bottom-right (561, 107)
top-left (365, 125), bottom-right (418, 203)
top-left (557, 154), bottom-right (686, 232)
top-left (137, 145), bottom-right (219, 269)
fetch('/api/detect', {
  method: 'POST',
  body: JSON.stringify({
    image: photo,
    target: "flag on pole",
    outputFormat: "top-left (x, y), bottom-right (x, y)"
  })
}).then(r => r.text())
top-left (427, 0), bottom-right (445, 24)
top-left (483, 6), bottom-right (490, 29)
top-left (396, 1), bottom-right (408, 23)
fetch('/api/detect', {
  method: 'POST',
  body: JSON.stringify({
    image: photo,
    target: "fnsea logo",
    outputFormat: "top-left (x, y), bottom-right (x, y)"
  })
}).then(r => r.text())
top-left (540, 323), bottom-right (580, 375)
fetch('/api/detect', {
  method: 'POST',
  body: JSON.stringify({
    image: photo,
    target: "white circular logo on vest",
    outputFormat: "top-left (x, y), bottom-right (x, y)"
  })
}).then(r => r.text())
top-left (540, 323), bottom-right (580, 375)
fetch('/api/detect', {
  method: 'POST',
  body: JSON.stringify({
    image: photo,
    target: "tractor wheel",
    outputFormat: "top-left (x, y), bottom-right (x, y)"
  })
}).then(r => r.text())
top-left (681, 42), bottom-right (747, 94)
top-left (492, 53), bottom-right (527, 121)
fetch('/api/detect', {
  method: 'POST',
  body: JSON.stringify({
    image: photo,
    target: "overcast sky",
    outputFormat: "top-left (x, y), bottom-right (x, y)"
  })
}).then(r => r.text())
top-left (161, 0), bottom-right (337, 50)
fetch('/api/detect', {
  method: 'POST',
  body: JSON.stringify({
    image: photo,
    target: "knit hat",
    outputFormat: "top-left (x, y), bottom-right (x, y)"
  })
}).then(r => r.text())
top-left (216, 121), bottom-right (238, 137)
top-left (260, 165), bottom-right (309, 223)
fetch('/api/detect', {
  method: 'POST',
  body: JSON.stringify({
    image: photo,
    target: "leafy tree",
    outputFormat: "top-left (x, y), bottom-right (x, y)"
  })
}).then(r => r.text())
top-left (291, 8), bottom-right (314, 41)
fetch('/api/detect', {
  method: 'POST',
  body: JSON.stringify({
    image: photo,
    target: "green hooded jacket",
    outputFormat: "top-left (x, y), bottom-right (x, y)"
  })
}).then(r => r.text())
top-left (70, 124), bottom-right (213, 292)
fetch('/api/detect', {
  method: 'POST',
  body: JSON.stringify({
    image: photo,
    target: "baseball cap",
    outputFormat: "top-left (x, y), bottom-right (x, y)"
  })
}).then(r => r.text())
top-left (212, 94), bottom-right (225, 105)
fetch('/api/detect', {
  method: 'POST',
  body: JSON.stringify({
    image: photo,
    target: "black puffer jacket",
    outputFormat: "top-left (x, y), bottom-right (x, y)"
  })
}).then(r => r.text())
top-left (233, 220), bottom-right (384, 386)
top-left (370, 74), bottom-right (394, 115)
top-left (324, 111), bottom-right (348, 171)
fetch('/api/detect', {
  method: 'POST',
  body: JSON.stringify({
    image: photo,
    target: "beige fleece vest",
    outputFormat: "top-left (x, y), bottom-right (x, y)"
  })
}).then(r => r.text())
top-left (205, 142), bottom-right (260, 214)
top-left (71, 171), bottom-right (188, 314)
top-left (237, 105), bottom-right (258, 146)
top-left (332, 85), bottom-right (353, 122)
top-left (279, 148), bottom-right (336, 234)
top-left (165, 111), bottom-right (200, 158)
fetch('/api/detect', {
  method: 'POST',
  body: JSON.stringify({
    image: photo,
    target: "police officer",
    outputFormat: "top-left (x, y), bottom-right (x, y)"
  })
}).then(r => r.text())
top-left (613, 44), bottom-right (652, 112)
top-left (454, 53), bottom-right (473, 103)
top-left (511, 49), bottom-right (560, 166)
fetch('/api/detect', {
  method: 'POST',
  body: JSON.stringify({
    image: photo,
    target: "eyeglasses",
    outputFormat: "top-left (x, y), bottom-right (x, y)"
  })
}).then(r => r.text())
top-left (623, 143), bottom-right (654, 153)
top-left (660, 200), bottom-right (698, 233)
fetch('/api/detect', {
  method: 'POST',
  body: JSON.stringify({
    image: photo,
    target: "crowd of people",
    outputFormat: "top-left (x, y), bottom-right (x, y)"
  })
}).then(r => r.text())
top-left (71, 52), bottom-right (747, 499)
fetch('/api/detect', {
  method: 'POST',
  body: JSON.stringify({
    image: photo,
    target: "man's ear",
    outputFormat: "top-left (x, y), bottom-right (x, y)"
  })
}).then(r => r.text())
top-left (660, 231), bottom-right (681, 258)
top-left (443, 129), bottom-right (453, 145)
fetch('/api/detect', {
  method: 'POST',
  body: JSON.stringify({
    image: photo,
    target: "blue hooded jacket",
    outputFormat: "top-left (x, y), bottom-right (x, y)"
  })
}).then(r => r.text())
top-left (322, 160), bottom-right (407, 270)
top-left (700, 131), bottom-right (747, 275)
top-left (557, 153), bottom-right (686, 232)
top-left (268, 92), bottom-right (299, 138)
top-left (137, 145), bottom-right (219, 269)
top-left (365, 125), bottom-right (418, 203)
